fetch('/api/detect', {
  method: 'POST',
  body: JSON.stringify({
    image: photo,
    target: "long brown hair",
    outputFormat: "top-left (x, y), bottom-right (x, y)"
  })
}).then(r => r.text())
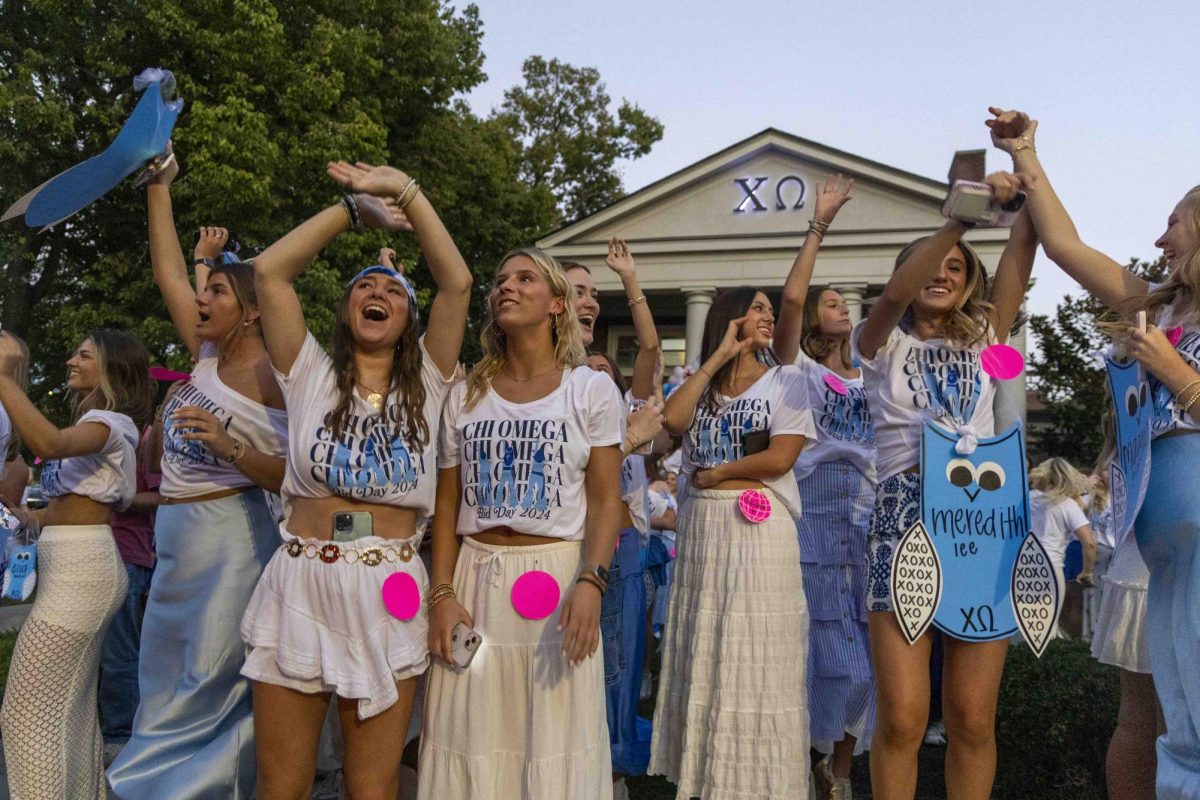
top-left (74, 330), bottom-right (155, 428)
top-left (327, 275), bottom-right (428, 449)
top-left (587, 350), bottom-right (628, 395)
top-left (895, 237), bottom-right (995, 347)
top-left (698, 286), bottom-right (779, 414)
top-left (800, 286), bottom-right (853, 367)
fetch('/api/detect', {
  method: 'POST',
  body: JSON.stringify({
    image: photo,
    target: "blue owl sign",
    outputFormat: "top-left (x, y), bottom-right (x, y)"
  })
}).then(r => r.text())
top-left (1105, 355), bottom-right (1151, 548)
top-left (3, 543), bottom-right (36, 602)
top-left (911, 423), bottom-right (1032, 642)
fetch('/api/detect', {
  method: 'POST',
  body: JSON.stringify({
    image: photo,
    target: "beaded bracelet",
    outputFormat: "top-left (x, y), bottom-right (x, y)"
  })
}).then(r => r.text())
top-left (340, 195), bottom-right (361, 229)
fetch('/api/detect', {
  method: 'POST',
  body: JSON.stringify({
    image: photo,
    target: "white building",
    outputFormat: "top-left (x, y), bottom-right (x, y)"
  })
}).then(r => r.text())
top-left (538, 128), bottom-right (1026, 428)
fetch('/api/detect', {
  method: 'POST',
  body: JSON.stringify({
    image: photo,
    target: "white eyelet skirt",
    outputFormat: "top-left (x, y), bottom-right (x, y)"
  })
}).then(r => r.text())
top-left (240, 530), bottom-right (429, 720)
top-left (418, 536), bottom-right (612, 800)
top-left (649, 488), bottom-right (810, 800)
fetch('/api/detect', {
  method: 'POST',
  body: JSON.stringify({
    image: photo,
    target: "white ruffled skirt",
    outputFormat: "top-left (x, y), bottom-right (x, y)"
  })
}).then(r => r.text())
top-left (240, 532), bottom-right (429, 719)
top-left (1090, 533), bottom-right (1151, 673)
top-left (418, 537), bottom-right (611, 800)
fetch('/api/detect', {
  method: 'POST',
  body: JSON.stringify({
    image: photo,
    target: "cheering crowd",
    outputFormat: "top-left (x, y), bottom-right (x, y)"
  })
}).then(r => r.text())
top-left (0, 106), bottom-right (1195, 800)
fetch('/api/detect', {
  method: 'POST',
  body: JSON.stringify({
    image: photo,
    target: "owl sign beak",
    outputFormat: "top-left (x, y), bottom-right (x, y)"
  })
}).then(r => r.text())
top-left (961, 486), bottom-right (981, 503)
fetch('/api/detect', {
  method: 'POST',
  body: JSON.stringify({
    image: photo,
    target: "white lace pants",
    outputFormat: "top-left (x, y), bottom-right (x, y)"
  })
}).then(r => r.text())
top-left (1, 525), bottom-right (126, 799)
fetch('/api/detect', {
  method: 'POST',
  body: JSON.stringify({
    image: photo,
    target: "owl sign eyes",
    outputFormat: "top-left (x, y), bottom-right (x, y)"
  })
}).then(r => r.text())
top-left (945, 458), bottom-right (1006, 501)
top-left (1124, 383), bottom-right (1149, 418)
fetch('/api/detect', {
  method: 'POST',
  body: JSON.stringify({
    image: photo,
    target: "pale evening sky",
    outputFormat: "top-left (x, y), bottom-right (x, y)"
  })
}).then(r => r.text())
top-left (464, 0), bottom-right (1199, 322)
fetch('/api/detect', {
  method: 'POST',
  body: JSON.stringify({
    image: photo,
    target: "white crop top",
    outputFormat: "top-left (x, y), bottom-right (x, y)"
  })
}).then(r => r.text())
top-left (40, 410), bottom-right (138, 511)
top-left (791, 350), bottom-right (876, 483)
top-left (852, 322), bottom-right (997, 483)
top-left (439, 367), bottom-right (625, 541)
top-left (276, 332), bottom-right (453, 532)
top-left (680, 365), bottom-right (815, 520)
top-left (160, 342), bottom-right (289, 499)
top-left (1150, 300), bottom-right (1200, 439)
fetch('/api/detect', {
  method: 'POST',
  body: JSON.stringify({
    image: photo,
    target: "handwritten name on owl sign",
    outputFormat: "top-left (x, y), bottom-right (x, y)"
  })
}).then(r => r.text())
top-left (1105, 355), bottom-right (1151, 549)
top-left (894, 423), bottom-right (1059, 653)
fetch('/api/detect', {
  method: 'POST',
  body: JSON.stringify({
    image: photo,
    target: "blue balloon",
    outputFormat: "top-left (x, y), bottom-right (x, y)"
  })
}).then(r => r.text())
top-left (920, 422), bottom-right (1031, 641)
top-left (3, 69), bottom-right (183, 229)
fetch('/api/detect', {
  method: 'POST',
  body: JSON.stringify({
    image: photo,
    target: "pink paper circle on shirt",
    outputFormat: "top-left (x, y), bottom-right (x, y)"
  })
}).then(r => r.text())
top-left (738, 489), bottom-right (772, 523)
top-left (980, 344), bottom-right (1025, 381)
top-left (823, 373), bottom-right (849, 396)
top-left (511, 571), bottom-right (561, 620)
top-left (381, 573), bottom-right (420, 621)
top-left (1167, 326), bottom-right (1184, 347)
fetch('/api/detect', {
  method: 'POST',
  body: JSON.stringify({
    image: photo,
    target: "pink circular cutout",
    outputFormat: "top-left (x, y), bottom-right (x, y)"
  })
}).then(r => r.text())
top-left (823, 373), bottom-right (849, 396)
top-left (381, 572), bottom-right (421, 621)
top-left (668, 547), bottom-right (676, 559)
top-left (1167, 326), bottom-right (1184, 347)
top-left (511, 570), bottom-right (561, 620)
top-left (738, 489), bottom-right (772, 523)
top-left (980, 344), bottom-right (1025, 381)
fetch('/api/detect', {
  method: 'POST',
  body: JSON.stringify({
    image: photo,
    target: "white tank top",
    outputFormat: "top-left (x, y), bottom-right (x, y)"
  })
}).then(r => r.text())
top-left (159, 343), bottom-right (289, 499)
top-left (40, 410), bottom-right (138, 510)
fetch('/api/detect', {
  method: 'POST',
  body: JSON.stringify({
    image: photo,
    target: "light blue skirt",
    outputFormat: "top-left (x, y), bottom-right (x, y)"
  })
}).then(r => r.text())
top-left (1136, 434), bottom-right (1200, 800)
top-left (107, 490), bottom-right (278, 800)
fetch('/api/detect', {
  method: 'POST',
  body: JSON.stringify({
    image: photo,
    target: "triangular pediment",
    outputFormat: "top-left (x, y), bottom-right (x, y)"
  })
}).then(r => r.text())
top-left (539, 128), bottom-right (950, 249)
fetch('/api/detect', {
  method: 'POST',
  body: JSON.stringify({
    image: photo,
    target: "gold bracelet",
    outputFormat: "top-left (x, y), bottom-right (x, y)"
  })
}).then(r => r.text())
top-left (697, 366), bottom-right (713, 381)
top-left (1175, 379), bottom-right (1200, 402)
top-left (1011, 139), bottom-right (1036, 156)
top-left (394, 178), bottom-right (420, 210)
top-left (1182, 389), bottom-right (1200, 417)
top-left (808, 218), bottom-right (830, 233)
top-left (1179, 384), bottom-right (1200, 414)
top-left (628, 295), bottom-right (647, 307)
top-left (428, 592), bottom-right (456, 611)
top-left (222, 439), bottom-right (246, 464)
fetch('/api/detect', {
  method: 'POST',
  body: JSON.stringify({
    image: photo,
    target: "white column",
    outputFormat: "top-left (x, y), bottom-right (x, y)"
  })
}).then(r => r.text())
top-left (831, 283), bottom-right (868, 325)
top-left (994, 310), bottom-right (1028, 431)
top-left (683, 287), bottom-right (716, 367)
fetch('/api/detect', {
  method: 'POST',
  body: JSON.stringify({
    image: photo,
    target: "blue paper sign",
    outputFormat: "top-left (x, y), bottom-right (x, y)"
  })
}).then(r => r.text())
top-left (919, 423), bottom-right (1030, 641)
top-left (3, 68), bottom-right (183, 229)
top-left (1105, 356), bottom-right (1151, 548)
top-left (2, 543), bottom-right (36, 602)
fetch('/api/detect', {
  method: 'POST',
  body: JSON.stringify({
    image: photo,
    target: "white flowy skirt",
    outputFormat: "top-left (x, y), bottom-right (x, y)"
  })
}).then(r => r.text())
top-left (418, 537), bottom-right (612, 800)
top-left (649, 488), bottom-right (810, 800)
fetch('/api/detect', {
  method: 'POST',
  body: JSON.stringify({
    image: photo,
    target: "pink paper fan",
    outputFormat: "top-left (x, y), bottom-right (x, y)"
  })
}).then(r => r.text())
top-left (381, 572), bottom-right (420, 621)
top-left (738, 489), bottom-right (772, 524)
top-left (1167, 326), bottom-right (1184, 347)
top-left (823, 373), bottom-right (848, 396)
top-left (511, 570), bottom-right (561, 620)
top-left (980, 344), bottom-right (1025, 381)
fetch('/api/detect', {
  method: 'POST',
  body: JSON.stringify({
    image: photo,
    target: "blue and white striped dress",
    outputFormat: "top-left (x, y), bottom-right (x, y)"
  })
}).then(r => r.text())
top-left (793, 350), bottom-right (877, 753)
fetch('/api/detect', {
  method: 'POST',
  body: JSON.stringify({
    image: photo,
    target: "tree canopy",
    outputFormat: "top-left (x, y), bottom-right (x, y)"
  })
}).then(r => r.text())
top-left (0, 1), bottom-right (661, 419)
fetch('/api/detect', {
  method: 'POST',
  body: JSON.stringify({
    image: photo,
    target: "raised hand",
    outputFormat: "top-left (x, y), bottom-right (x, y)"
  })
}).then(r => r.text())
top-left (0, 334), bottom-right (24, 378)
top-left (984, 171), bottom-right (1025, 206)
top-left (356, 195), bottom-right (413, 232)
top-left (986, 107), bottom-right (1037, 154)
top-left (605, 237), bottom-right (636, 277)
top-left (379, 247), bottom-right (405, 273)
top-left (145, 140), bottom-right (179, 187)
top-left (715, 316), bottom-right (761, 362)
top-left (327, 161), bottom-right (411, 198)
top-left (813, 174), bottom-right (855, 225)
top-left (194, 227), bottom-right (230, 261)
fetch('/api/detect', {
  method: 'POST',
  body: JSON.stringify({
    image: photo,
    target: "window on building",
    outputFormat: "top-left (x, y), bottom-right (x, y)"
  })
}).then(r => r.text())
top-left (607, 326), bottom-right (688, 375)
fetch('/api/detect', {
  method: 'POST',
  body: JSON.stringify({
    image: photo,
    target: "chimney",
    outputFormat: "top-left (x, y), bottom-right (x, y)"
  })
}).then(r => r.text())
top-left (948, 149), bottom-right (986, 184)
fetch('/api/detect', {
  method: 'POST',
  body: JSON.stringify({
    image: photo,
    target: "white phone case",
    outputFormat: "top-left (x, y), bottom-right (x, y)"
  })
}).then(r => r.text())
top-left (450, 622), bottom-right (482, 669)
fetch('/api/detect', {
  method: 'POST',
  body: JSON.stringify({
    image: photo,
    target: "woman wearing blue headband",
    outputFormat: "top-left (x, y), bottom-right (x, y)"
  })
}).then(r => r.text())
top-left (239, 160), bottom-right (471, 800)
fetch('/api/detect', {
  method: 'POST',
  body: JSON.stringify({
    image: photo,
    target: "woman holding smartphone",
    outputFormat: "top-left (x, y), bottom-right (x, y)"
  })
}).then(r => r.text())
top-left (852, 161), bottom-right (1036, 798)
top-left (421, 247), bottom-right (624, 799)
top-left (108, 144), bottom-right (290, 800)
top-left (996, 105), bottom-right (1200, 799)
top-left (240, 161), bottom-right (470, 800)
top-left (0, 329), bottom-right (154, 798)
top-left (649, 287), bottom-right (814, 799)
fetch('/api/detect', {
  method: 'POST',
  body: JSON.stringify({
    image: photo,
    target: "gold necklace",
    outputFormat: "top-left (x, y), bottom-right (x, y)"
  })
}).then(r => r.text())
top-left (502, 364), bottom-right (560, 383)
top-left (356, 380), bottom-right (389, 411)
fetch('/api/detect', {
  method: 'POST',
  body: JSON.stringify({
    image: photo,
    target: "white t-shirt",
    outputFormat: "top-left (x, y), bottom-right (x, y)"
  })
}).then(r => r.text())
top-left (852, 322), bottom-right (997, 482)
top-left (648, 487), bottom-right (677, 536)
top-left (1151, 299), bottom-right (1200, 439)
top-left (1030, 490), bottom-right (1090, 571)
top-left (619, 391), bottom-right (650, 535)
top-left (39, 410), bottom-right (138, 511)
top-left (160, 342), bottom-right (289, 499)
top-left (439, 367), bottom-right (625, 541)
top-left (275, 332), bottom-right (453, 534)
top-left (791, 350), bottom-right (876, 483)
top-left (1084, 493), bottom-right (1116, 550)
top-left (680, 365), bottom-right (814, 520)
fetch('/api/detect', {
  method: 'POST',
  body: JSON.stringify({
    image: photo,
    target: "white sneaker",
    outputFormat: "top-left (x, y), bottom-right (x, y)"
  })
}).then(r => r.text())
top-left (923, 720), bottom-right (946, 746)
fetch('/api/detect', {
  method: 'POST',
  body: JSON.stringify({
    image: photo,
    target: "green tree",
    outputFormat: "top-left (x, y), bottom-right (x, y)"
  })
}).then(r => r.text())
top-left (495, 55), bottom-right (664, 222)
top-left (1028, 256), bottom-right (1168, 464)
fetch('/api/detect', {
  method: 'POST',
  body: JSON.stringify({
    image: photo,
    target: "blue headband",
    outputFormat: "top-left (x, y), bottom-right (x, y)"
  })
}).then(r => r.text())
top-left (348, 266), bottom-right (419, 321)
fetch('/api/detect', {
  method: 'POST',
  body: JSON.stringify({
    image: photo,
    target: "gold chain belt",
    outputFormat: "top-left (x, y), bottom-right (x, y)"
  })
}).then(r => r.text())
top-left (283, 539), bottom-right (415, 566)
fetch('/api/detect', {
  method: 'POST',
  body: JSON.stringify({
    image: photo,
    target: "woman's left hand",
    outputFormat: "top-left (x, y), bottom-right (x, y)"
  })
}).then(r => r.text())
top-left (0, 334), bottom-right (23, 378)
top-left (1127, 324), bottom-right (1186, 380)
top-left (327, 161), bottom-right (410, 198)
top-left (691, 466), bottom-right (722, 489)
top-left (558, 582), bottom-right (602, 667)
top-left (171, 405), bottom-right (237, 460)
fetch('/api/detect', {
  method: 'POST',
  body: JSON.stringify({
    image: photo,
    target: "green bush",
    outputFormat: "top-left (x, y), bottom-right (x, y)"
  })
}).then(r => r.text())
top-left (995, 639), bottom-right (1118, 799)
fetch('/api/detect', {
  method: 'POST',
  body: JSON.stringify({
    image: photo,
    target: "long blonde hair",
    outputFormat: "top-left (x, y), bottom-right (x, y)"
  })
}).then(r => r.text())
top-left (465, 248), bottom-right (586, 410)
top-left (1143, 185), bottom-right (1200, 323)
top-left (1030, 457), bottom-right (1092, 507)
top-left (896, 237), bottom-right (996, 347)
